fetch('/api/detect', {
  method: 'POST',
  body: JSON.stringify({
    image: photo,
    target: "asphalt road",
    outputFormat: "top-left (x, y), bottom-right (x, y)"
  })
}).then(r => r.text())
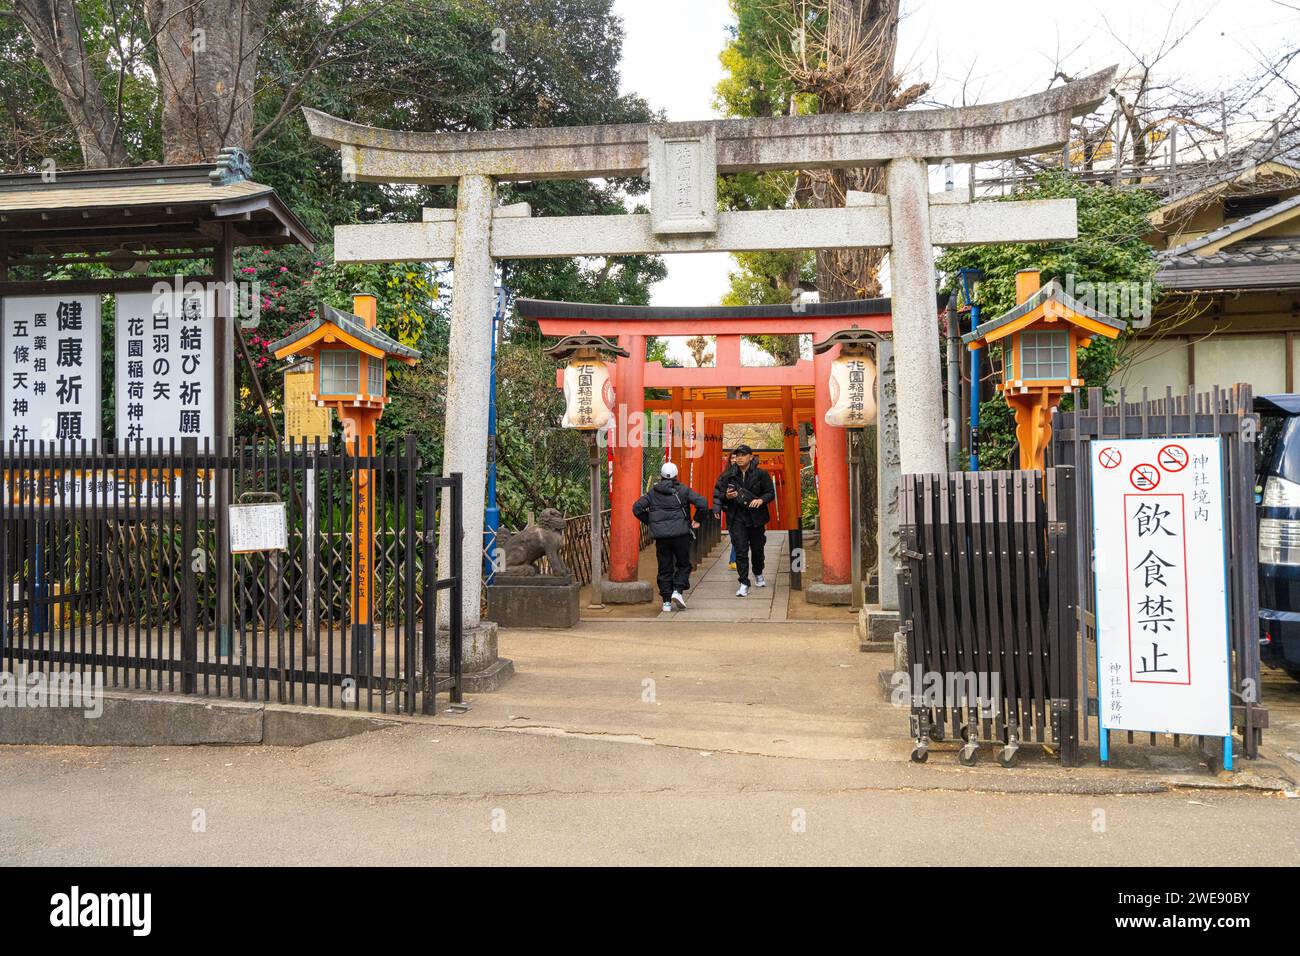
top-left (3, 723), bottom-right (1297, 866)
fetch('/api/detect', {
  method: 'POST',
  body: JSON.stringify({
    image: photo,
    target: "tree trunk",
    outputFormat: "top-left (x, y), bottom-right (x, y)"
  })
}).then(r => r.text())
top-left (806, 0), bottom-right (907, 302)
top-left (145, 0), bottom-right (271, 164)
top-left (812, 167), bottom-right (886, 300)
top-left (12, 0), bottom-right (129, 168)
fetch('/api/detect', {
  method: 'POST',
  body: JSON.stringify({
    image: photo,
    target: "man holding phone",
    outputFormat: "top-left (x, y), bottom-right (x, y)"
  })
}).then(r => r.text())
top-left (712, 444), bottom-right (776, 596)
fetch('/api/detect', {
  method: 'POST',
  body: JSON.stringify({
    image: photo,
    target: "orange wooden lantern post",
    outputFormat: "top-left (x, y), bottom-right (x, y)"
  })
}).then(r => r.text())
top-left (271, 295), bottom-right (420, 675)
top-left (962, 269), bottom-right (1125, 471)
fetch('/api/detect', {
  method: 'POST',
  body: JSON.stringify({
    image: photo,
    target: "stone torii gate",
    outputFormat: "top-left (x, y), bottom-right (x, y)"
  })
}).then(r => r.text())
top-left (303, 68), bottom-right (1115, 664)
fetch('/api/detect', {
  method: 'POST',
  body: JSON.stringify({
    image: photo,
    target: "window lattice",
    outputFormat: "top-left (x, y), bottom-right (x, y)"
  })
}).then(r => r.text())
top-left (1019, 330), bottom-right (1069, 380)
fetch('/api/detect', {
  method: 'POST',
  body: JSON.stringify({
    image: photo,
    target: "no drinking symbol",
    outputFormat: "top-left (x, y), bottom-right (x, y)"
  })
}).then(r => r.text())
top-left (1129, 463), bottom-right (1160, 491)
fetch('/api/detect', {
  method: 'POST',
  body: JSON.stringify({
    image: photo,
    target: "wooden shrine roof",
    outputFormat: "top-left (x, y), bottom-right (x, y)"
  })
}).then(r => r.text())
top-left (0, 155), bottom-right (315, 257)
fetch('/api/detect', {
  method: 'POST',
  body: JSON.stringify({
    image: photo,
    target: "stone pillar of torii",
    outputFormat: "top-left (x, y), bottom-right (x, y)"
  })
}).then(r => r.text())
top-left (303, 68), bottom-right (1115, 644)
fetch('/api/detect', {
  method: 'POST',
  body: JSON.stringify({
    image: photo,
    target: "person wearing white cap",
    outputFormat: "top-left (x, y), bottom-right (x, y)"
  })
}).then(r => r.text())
top-left (632, 461), bottom-right (709, 612)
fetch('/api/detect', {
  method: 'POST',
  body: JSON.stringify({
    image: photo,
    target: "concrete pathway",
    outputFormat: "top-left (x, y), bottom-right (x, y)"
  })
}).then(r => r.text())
top-left (657, 532), bottom-right (789, 622)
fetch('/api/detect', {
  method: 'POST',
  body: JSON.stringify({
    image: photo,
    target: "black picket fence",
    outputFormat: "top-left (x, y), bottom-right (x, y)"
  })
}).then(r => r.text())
top-left (1, 436), bottom-right (463, 714)
top-left (898, 468), bottom-right (1079, 766)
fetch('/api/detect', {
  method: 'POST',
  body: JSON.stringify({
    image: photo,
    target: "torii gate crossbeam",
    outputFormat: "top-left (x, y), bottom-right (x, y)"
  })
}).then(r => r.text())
top-left (304, 68), bottom-right (1116, 651)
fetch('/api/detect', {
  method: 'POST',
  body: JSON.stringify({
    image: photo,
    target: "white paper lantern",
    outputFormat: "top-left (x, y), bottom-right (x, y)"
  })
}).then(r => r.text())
top-left (560, 358), bottom-right (616, 430)
top-left (824, 353), bottom-right (877, 428)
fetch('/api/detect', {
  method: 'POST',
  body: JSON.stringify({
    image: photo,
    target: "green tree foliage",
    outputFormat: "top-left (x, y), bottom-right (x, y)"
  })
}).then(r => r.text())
top-left (937, 171), bottom-right (1161, 469)
top-left (240, 0), bottom-right (666, 461)
top-left (0, 1), bottom-right (162, 169)
top-left (3, 0), bottom-right (667, 522)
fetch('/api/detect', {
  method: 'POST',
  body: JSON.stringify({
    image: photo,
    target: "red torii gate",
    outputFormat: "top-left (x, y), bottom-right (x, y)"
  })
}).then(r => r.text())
top-left (517, 298), bottom-right (902, 596)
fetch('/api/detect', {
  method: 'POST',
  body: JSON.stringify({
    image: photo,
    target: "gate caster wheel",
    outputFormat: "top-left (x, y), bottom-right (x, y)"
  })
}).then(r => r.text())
top-left (959, 743), bottom-right (979, 766)
top-left (930, 725), bottom-right (945, 742)
top-left (910, 744), bottom-right (929, 763)
top-left (960, 725), bottom-right (972, 743)
top-left (998, 745), bottom-right (1020, 768)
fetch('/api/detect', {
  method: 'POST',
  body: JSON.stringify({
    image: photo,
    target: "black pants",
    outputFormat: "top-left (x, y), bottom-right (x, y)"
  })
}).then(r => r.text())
top-left (654, 535), bottom-right (693, 599)
top-left (730, 521), bottom-right (766, 585)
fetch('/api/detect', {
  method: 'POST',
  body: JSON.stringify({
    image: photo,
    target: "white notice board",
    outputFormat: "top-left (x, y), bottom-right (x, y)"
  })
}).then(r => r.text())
top-left (228, 502), bottom-right (288, 554)
top-left (2, 294), bottom-right (102, 442)
top-left (116, 289), bottom-right (215, 444)
top-left (1089, 437), bottom-right (1231, 738)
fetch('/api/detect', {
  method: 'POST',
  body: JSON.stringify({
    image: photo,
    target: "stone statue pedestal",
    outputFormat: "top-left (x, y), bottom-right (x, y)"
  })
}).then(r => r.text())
top-left (487, 576), bottom-right (581, 629)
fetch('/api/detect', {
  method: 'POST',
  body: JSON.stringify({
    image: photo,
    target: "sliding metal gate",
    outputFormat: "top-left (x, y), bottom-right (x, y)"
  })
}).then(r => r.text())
top-left (1, 436), bottom-right (462, 714)
top-left (898, 468), bottom-right (1079, 766)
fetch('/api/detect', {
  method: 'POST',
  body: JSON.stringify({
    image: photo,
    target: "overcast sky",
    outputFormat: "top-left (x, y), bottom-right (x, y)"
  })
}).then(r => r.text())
top-left (610, 0), bottom-right (1300, 308)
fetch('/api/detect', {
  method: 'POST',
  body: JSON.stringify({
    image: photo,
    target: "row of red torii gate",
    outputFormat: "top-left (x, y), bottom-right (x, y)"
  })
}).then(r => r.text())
top-left (518, 296), bottom-right (920, 595)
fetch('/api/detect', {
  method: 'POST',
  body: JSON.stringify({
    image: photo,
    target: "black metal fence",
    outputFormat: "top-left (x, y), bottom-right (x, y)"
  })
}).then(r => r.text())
top-left (898, 469), bottom-right (1078, 766)
top-left (1052, 384), bottom-right (1264, 761)
top-left (1, 436), bottom-right (463, 715)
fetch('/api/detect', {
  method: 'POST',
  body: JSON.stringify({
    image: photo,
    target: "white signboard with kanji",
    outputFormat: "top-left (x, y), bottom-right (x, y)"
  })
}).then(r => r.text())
top-left (2, 294), bottom-right (101, 443)
top-left (1090, 436), bottom-right (1231, 738)
top-left (115, 290), bottom-right (215, 444)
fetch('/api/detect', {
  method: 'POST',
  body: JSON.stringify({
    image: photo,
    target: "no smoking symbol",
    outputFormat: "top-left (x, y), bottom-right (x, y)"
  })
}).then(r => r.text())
top-left (1130, 463), bottom-right (1160, 491)
top-left (1158, 443), bottom-right (1188, 472)
top-left (1098, 447), bottom-right (1122, 469)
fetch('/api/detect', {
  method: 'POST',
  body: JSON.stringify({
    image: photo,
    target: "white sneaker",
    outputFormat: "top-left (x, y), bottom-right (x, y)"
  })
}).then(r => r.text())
top-left (671, 591), bottom-right (687, 609)
top-left (661, 601), bottom-right (673, 613)
top-left (755, 575), bottom-right (766, 588)
top-left (736, 584), bottom-right (749, 597)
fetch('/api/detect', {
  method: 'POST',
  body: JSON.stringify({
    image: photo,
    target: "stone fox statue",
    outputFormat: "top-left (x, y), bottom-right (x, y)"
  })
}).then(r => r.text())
top-left (496, 508), bottom-right (572, 580)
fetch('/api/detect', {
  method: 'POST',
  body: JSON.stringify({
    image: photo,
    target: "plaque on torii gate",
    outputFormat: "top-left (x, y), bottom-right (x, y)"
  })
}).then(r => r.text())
top-left (303, 67), bottom-right (1116, 640)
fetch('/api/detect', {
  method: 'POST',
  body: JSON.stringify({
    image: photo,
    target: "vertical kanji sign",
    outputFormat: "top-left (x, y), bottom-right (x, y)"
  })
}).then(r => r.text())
top-left (115, 289), bottom-right (215, 444)
top-left (1090, 437), bottom-right (1232, 746)
top-left (2, 294), bottom-right (101, 443)
top-left (825, 354), bottom-right (878, 427)
top-left (560, 360), bottom-right (614, 430)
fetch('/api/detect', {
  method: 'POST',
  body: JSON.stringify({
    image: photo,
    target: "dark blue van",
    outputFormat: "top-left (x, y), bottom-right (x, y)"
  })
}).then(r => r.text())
top-left (1256, 394), bottom-right (1300, 682)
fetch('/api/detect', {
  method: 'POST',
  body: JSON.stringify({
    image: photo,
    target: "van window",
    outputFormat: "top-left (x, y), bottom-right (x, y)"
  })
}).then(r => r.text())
top-left (1259, 414), bottom-right (1300, 483)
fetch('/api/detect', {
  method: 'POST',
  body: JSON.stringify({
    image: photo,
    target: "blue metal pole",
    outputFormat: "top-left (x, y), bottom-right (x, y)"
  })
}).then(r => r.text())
top-left (969, 300), bottom-right (981, 472)
top-left (483, 284), bottom-right (505, 583)
top-left (32, 522), bottom-right (47, 635)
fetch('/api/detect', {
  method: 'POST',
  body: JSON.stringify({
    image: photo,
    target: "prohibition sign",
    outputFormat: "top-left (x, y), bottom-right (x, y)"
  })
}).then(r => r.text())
top-left (1158, 443), bottom-right (1189, 472)
top-left (1130, 463), bottom-right (1160, 491)
top-left (1098, 446), bottom-right (1123, 469)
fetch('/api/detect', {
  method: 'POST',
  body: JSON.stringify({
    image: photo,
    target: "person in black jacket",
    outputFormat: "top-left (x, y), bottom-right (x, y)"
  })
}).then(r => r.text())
top-left (633, 461), bottom-right (709, 612)
top-left (712, 444), bottom-right (775, 596)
